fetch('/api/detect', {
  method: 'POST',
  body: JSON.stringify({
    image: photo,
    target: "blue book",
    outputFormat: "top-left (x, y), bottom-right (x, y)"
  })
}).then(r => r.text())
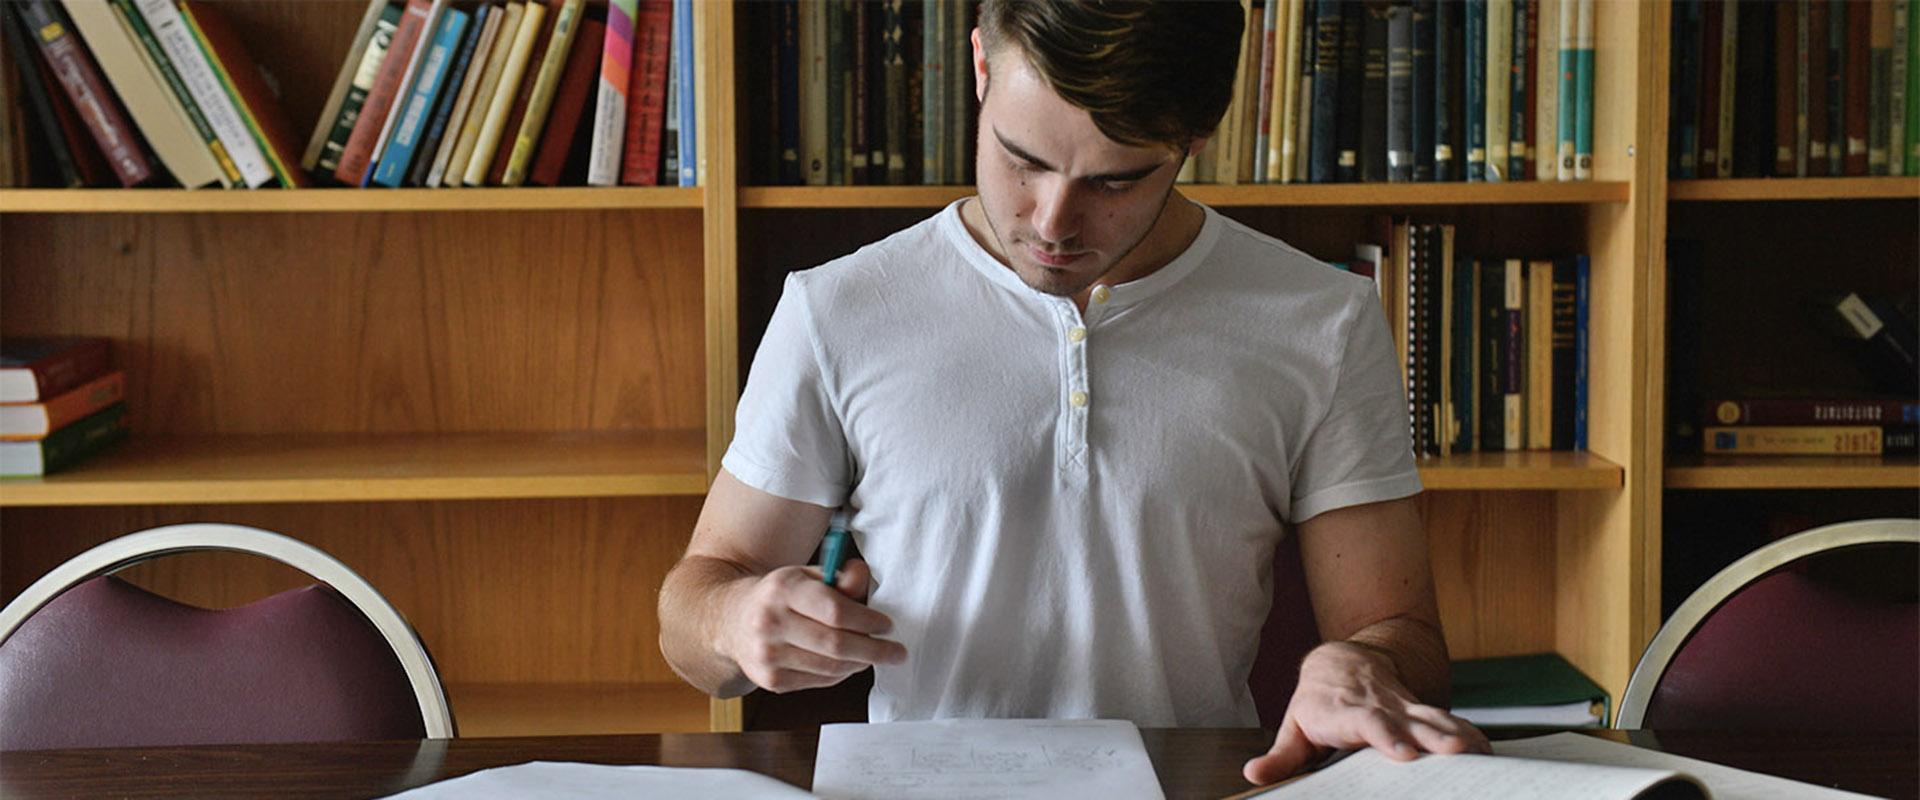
top-left (777, 0), bottom-right (801, 184)
top-left (1433, 0), bottom-right (1460, 181)
top-left (1309, 0), bottom-right (1345, 183)
top-left (372, 8), bottom-right (470, 188)
top-left (1508, 0), bottom-right (1527, 180)
top-left (675, 0), bottom-right (696, 186)
top-left (406, 3), bottom-right (489, 187)
top-left (1464, 0), bottom-right (1487, 181)
top-left (1573, 254), bottom-right (1590, 451)
top-left (1411, 0), bottom-right (1435, 182)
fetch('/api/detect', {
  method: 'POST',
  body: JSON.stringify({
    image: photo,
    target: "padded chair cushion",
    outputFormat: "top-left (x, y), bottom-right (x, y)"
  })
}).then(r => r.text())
top-left (0, 576), bottom-right (427, 750)
top-left (1647, 569), bottom-right (1920, 733)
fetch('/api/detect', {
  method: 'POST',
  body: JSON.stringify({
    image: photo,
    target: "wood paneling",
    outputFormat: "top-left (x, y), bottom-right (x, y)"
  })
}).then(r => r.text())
top-left (1, 211), bottom-right (706, 433)
top-left (0, 497), bottom-right (701, 686)
top-left (1421, 492), bottom-right (1558, 660)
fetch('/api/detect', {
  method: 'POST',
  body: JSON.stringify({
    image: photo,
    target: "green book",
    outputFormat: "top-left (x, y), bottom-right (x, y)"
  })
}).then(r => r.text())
top-left (1450, 653), bottom-right (1609, 728)
top-left (0, 403), bottom-right (129, 478)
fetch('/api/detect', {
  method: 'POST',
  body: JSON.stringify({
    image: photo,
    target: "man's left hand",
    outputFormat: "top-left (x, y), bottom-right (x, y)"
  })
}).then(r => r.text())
top-left (1242, 641), bottom-right (1490, 784)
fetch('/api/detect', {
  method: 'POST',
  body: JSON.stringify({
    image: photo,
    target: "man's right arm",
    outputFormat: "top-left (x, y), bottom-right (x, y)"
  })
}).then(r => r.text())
top-left (658, 469), bottom-right (907, 697)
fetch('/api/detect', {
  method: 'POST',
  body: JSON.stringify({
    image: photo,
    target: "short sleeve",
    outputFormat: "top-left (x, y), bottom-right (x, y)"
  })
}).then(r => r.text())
top-left (1288, 283), bottom-right (1424, 523)
top-left (721, 274), bottom-right (853, 508)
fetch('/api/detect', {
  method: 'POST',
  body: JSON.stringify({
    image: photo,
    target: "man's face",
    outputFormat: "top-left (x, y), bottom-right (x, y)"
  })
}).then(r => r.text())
top-left (970, 37), bottom-right (1190, 299)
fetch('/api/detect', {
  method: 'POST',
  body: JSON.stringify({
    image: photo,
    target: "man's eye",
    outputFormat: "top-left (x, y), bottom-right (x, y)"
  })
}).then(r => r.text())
top-left (1097, 181), bottom-right (1134, 194)
top-left (1010, 160), bottom-right (1039, 173)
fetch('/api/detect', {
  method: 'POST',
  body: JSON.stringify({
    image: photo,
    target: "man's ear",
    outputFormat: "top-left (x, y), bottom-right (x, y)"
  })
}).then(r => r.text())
top-left (972, 27), bottom-right (989, 103)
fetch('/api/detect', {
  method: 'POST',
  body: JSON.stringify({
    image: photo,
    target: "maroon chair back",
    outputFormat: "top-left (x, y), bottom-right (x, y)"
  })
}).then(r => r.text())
top-left (1643, 562), bottom-right (1920, 732)
top-left (1249, 532), bottom-right (1322, 728)
top-left (0, 575), bottom-right (428, 751)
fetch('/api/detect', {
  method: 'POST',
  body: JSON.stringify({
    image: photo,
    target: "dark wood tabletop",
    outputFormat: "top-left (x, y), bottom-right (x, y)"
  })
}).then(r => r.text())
top-left (1, 728), bottom-right (1914, 800)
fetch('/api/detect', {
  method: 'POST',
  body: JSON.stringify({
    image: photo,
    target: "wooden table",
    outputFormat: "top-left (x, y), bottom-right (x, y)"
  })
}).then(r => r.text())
top-left (1, 729), bottom-right (1914, 799)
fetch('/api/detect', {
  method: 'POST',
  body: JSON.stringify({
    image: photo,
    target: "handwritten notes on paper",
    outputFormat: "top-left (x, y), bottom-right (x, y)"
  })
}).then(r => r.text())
top-left (380, 762), bottom-right (815, 799)
top-left (812, 719), bottom-right (1166, 800)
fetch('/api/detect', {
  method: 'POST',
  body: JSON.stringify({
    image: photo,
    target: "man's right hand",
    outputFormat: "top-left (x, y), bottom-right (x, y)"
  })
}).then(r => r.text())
top-left (715, 558), bottom-right (908, 693)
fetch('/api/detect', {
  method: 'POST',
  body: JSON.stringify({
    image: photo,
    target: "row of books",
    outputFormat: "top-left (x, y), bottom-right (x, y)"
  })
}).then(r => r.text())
top-left (1669, 0), bottom-right (1920, 180)
top-left (1703, 396), bottom-right (1918, 455)
top-left (1, 338), bottom-right (128, 478)
top-left (1356, 220), bottom-right (1589, 458)
top-left (0, 0), bottom-right (697, 189)
top-left (746, 0), bottom-right (978, 187)
top-left (1185, 0), bottom-right (1600, 186)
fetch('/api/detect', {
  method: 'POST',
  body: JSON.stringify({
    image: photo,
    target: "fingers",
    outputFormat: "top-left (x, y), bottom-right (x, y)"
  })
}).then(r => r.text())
top-left (1353, 708), bottom-right (1421, 762)
top-left (785, 612), bottom-right (908, 666)
top-left (1404, 705), bottom-right (1491, 754)
top-left (1242, 716), bottom-right (1318, 785)
top-left (727, 565), bottom-right (909, 694)
top-left (787, 571), bottom-right (896, 637)
top-left (830, 558), bottom-right (876, 601)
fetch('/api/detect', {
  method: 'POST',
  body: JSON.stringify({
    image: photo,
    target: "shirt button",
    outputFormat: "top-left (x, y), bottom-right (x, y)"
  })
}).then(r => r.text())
top-left (1068, 326), bottom-right (1087, 343)
top-left (1091, 286), bottom-right (1112, 304)
top-left (1069, 390), bottom-right (1089, 408)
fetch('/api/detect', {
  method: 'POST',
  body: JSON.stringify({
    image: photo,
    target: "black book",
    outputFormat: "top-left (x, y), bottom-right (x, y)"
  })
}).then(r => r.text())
top-left (1361, 0), bottom-right (1392, 182)
top-left (1309, 0), bottom-right (1344, 183)
top-left (1731, 0), bottom-right (1775, 177)
top-left (1335, 0), bottom-right (1367, 182)
top-left (1434, 0), bottom-right (1462, 181)
top-left (2, 6), bottom-right (80, 187)
top-left (1386, 2), bottom-right (1414, 182)
top-left (1464, 0), bottom-right (1486, 181)
top-left (1479, 258), bottom-right (1508, 451)
top-left (1411, 0), bottom-right (1435, 181)
top-left (1824, 0), bottom-right (1846, 176)
top-left (1550, 258), bottom-right (1580, 450)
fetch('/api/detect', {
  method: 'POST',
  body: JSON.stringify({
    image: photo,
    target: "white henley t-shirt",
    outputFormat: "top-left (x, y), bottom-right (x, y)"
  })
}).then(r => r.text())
top-left (722, 199), bottom-right (1422, 727)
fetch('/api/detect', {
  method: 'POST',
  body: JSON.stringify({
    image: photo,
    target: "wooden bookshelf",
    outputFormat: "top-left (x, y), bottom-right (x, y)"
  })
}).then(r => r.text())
top-left (1668, 176), bottom-right (1920, 202)
top-left (0, 187), bottom-right (704, 214)
top-left (0, 431), bottom-right (709, 507)
top-left (1664, 454), bottom-right (1920, 490)
top-left (448, 682), bottom-right (713, 737)
top-left (1418, 452), bottom-right (1624, 491)
top-left (741, 181), bottom-right (1631, 209)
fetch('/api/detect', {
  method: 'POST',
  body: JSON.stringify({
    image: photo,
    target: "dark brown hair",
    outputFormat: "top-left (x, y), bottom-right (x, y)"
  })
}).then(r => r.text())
top-left (977, 1), bottom-right (1245, 149)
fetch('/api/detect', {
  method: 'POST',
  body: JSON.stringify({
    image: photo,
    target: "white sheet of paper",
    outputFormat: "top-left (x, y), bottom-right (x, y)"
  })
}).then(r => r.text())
top-left (380, 761), bottom-right (816, 799)
top-left (1493, 732), bottom-right (1880, 800)
top-left (811, 719), bottom-right (1165, 800)
top-left (1250, 745), bottom-right (1695, 800)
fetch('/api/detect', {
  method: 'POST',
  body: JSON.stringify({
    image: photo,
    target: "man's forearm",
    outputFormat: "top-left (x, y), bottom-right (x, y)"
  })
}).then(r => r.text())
top-left (1341, 614), bottom-right (1452, 708)
top-left (657, 555), bottom-right (758, 698)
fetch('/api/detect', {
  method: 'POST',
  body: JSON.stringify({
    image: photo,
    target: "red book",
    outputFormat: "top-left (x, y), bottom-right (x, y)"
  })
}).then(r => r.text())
top-left (1842, 0), bottom-right (1869, 176)
top-left (1, 337), bottom-right (111, 403)
top-left (15, 1), bottom-right (153, 186)
top-left (1711, 398), bottom-right (1920, 427)
top-left (619, 0), bottom-right (672, 185)
top-left (530, 18), bottom-right (606, 186)
top-left (1773, 0), bottom-right (1797, 176)
top-left (26, 36), bottom-right (112, 187)
top-left (488, 3), bottom-right (560, 185)
top-left (180, 1), bottom-right (313, 188)
top-left (1697, 0), bottom-right (1724, 179)
top-left (334, 0), bottom-right (433, 186)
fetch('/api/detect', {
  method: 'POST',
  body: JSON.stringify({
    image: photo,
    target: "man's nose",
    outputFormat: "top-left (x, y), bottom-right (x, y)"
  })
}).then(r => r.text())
top-left (1029, 178), bottom-right (1081, 246)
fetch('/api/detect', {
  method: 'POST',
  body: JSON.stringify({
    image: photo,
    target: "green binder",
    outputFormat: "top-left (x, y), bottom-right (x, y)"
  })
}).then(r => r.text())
top-left (1450, 653), bottom-right (1610, 728)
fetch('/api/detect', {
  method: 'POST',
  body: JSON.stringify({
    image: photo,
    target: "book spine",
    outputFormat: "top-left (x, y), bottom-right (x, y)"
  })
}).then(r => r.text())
top-left (660, 1), bottom-right (678, 182)
top-left (800, 0), bottom-right (824, 184)
top-left (61, 0), bottom-right (222, 189)
top-left (364, 0), bottom-right (448, 185)
top-left (1503, 258), bottom-right (1524, 451)
top-left (1527, 260), bottom-right (1553, 450)
top-left (375, 9), bottom-right (469, 187)
top-left (1279, 0), bottom-right (1307, 183)
top-left (1872, 0), bottom-right (1892, 175)
top-left (881, 0), bottom-right (904, 184)
top-left (1386, 2), bottom-right (1414, 182)
top-left (1714, 0), bottom-right (1735, 178)
top-left (589, 0), bottom-right (638, 186)
top-left (304, 0), bottom-right (391, 172)
top-left (2, 8), bottom-right (81, 186)
top-left (1479, 259), bottom-right (1505, 451)
top-left (1449, 229), bottom-right (1474, 452)
top-left (1698, 0), bottom-right (1723, 178)
top-left (1573, 253), bottom-right (1588, 450)
top-left (1895, 0), bottom-right (1911, 175)
top-left (622, 0), bottom-right (670, 185)
top-left (1550, 259), bottom-right (1577, 450)
top-left (1404, 223), bottom-right (1426, 454)
top-left (1846, 0), bottom-right (1871, 175)
top-left (1775, 0), bottom-right (1799, 175)
top-left (1510, 0), bottom-right (1531, 181)
top-left (1731, 0), bottom-right (1774, 177)
top-left (503, 0), bottom-right (583, 186)
top-left (320, 4), bottom-right (403, 176)
top-left (947, 0), bottom-right (969, 185)
top-left (1484, 0), bottom-right (1510, 181)
top-left (1411, 0), bottom-right (1434, 182)
top-left (1292, 0), bottom-right (1315, 183)
top-left (864, 2), bottom-right (885, 185)
top-left (851, 0), bottom-right (869, 184)
top-left (824, 0), bottom-right (845, 184)
top-left (4, 339), bottom-right (109, 403)
top-left (1910, 0), bottom-right (1919, 174)
top-left (333, 0), bottom-right (432, 186)
top-left (1571, 0), bottom-right (1592, 179)
top-left (1827, 0), bottom-right (1848, 175)
top-left (1555, 0), bottom-right (1575, 180)
top-left (445, 2), bottom-right (523, 187)
top-left (674, 0), bottom-right (694, 186)
top-left (410, 4), bottom-right (489, 187)
top-left (1361, 0), bottom-right (1390, 182)
top-left (5, 403), bottom-right (128, 477)
top-left (465, 0), bottom-right (545, 185)
top-left (1712, 398), bottom-right (1920, 426)
top-left (1534, 0), bottom-right (1557, 180)
top-left (1703, 426), bottom-right (1898, 455)
top-left (1432, 0), bottom-right (1455, 181)
top-left (1806, 0), bottom-right (1828, 175)
top-left (109, 0), bottom-right (240, 185)
top-left (484, 3), bottom-right (556, 185)
top-left (18, 1), bottom-right (153, 187)
top-left (529, 16), bottom-right (603, 186)
top-left (1465, 0), bottom-right (1486, 181)
top-left (0, 371), bottom-right (124, 440)
top-left (1308, 0), bottom-right (1341, 184)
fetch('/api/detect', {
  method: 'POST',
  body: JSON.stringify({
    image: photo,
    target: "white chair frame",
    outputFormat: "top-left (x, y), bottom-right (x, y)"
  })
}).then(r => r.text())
top-left (1615, 517), bottom-right (1920, 729)
top-left (0, 523), bottom-right (455, 738)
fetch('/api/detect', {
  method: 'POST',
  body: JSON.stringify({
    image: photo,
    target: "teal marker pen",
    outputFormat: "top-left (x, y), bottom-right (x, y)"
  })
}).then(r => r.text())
top-left (820, 527), bottom-right (851, 588)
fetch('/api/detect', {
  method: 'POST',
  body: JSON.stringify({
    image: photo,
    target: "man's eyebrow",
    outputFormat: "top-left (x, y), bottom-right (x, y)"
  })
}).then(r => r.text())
top-left (994, 129), bottom-right (1168, 183)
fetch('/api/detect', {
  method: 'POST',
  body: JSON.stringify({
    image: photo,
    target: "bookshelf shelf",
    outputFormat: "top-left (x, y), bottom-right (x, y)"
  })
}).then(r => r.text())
top-left (0, 430), bottom-right (708, 507)
top-left (1668, 177), bottom-right (1920, 202)
top-left (0, 187), bottom-right (705, 214)
top-left (740, 181), bottom-right (1631, 209)
top-left (447, 681), bottom-right (713, 737)
top-left (1663, 454), bottom-right (1920, 490)
top-left (1416, 451), bottom-right (1624, 491)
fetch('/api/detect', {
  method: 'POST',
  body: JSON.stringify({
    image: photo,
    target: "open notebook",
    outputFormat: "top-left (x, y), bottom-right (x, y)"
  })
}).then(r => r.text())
top-left (1242, 732), bottom-right (1877, 800)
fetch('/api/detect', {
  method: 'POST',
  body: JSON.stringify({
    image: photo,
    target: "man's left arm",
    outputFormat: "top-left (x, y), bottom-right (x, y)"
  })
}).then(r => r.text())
top-left (1242, 495), bottom-right (1490, 784)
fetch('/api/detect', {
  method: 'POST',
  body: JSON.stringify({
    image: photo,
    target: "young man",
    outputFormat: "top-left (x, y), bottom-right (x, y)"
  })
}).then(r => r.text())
top-left (659, 1), bottom-right (1488, 784)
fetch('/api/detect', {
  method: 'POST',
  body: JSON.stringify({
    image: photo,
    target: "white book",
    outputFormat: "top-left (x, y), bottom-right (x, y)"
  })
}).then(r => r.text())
top-left (60, 0), bottom-right (224, 188)
top-left (426, 6), bottom-right (505, 188)
top-left (302, 0), bottom-right (392, 171)
top-left (585, 0), bottom-right (637, 186)
top-left (445, 1), bottom-right (526, 187)
top-left (1485, 0), bottom-right (1512, 181)
top-left (1535, 0), bottom-right (1559, 181)
top-left (132, 0), bottom-right (273, 187)
top-left (463, 0), bottom-right (546, 186)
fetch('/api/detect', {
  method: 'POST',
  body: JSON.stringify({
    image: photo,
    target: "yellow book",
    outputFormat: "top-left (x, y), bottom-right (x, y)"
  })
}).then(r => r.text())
top-left (425, 5), bottom-right (506, 187)
top-left (62, 0), bottom-right (227, 188)
top-left (463, 0), bottom-right (546, 186)
top-left (1265, 0), bottom-right (1293, 182)
top-left (1703, 427), bottom-right (1892, 455)
top-left (1527, 260), bottom-right (1554, 450)
top-left (445, 1), bottom-right (525, 186)
top-left (502, 0), bottom-right (584, 186)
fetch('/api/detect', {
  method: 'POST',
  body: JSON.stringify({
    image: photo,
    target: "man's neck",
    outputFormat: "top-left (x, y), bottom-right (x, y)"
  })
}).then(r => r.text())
top-left (958, 191), bottom-right (1207, 312)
